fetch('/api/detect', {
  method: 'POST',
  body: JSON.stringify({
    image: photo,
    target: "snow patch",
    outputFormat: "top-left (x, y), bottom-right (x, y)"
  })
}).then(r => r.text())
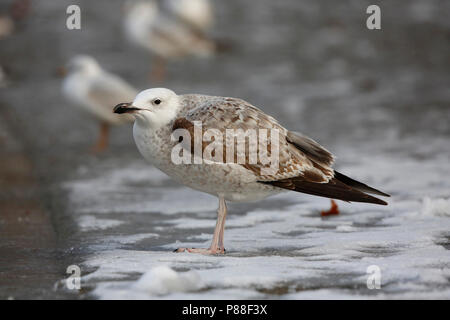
top-left (421, 197), bottom-right (450, 217)
top-left (133, 266), bottom-right (202, 296)
top-left (102, 233), bottom-right (160, 245)
top-left (78, 215), bottom-right (124, 232)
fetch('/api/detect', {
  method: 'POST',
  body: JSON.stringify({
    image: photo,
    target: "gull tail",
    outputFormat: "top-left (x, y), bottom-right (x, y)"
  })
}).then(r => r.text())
top-left (262, 172), bottom-right (390, 205)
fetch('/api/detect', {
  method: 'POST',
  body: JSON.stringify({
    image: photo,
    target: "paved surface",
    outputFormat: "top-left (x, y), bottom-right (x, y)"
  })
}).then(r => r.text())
top-left (0, 112), bottom-right (75, 299)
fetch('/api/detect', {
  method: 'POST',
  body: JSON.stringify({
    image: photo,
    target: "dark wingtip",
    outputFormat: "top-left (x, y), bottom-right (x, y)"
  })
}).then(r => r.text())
top-left (371, 197), bottom-right (388, 205)
top-left (334, 171), bottom-right (390, 198)
top-left (340, 192), bottom-right (388, 206)
top-left (261, 177), bottom-right (390, 206)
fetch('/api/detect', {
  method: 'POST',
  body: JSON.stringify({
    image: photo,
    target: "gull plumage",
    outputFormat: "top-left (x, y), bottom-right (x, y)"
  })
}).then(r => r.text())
top-left (62, 55), bottom-right (138, 152)
top-left (114, 88), bottom-right (390, 254)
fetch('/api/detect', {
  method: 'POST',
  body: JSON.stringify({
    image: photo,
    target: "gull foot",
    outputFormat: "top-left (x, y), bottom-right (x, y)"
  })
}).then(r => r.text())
top-left (174, 247), bottom-right (226, 255)
top-left (321, 199), bottom-right (340, 216)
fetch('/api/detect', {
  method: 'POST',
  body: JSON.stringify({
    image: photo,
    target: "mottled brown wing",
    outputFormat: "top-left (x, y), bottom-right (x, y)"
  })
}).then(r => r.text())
top-left (286, 131), bottom-right (335, 167)
top-left (172, 97), bottom-right (334, 183)
top-left (172, 96), bottom-right (390, 205)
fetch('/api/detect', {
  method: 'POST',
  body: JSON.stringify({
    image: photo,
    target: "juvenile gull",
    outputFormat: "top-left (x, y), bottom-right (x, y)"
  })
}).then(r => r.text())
top-left (62, 55), bottom-right (138, 152)
top-left (114, 88), bottom-right (390, 254)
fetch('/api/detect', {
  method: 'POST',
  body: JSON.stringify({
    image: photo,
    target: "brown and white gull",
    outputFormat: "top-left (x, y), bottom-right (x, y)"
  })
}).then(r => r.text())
top-left (114, 88), bottom-right (390, 254)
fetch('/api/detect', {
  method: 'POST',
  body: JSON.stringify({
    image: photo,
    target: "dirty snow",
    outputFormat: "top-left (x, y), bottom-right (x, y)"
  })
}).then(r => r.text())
top-left (62, 150), bottom-right (450, 299)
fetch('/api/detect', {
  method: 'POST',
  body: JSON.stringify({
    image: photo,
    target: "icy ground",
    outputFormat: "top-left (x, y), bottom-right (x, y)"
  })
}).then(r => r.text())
top-left (63, 150), bottom-right (450, 299)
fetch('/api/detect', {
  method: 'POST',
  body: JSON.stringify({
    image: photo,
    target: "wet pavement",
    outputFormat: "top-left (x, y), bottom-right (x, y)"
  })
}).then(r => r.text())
top-left (0, 0), bottom-right (449, 299)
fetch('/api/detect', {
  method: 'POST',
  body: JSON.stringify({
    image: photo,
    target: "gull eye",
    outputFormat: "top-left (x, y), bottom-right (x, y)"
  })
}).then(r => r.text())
top-left (153, 99), bottom-right (161, 105)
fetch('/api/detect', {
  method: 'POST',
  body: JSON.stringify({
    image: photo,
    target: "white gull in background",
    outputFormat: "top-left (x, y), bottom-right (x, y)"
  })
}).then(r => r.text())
top-left (62, 55), bottom-right (138, 152)
top-left (114, 88), bottom-right (390, 254)
top-left (123, 0), bottom-right (217, 81)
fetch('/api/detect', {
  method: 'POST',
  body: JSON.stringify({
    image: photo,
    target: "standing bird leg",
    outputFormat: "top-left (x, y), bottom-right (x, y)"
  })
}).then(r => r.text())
top-left (90, 122), bottom-right (109, 153)
top-left (175, 196), bottom-right (227, 254)
top-left (321, 199), bottom-right (340, 216)
top-left (149, 56), bottom-right (167, 84)
top-left (211, 196), bottom-right (227, 252)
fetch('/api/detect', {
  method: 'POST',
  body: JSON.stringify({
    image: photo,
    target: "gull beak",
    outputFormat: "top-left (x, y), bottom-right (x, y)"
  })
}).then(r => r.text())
top-left (113, 102), bottom-right (141, 114)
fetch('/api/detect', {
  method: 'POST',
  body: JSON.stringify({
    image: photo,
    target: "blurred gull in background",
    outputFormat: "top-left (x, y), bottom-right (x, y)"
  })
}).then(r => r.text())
top-left (123, 0), bottom-right (217, 81)
top-left (62, 55), bottom-right (138, 152)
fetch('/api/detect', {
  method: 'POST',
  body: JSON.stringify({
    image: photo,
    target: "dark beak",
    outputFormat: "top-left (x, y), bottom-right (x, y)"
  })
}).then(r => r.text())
top-left (113, 103), bottom-right (141, 114)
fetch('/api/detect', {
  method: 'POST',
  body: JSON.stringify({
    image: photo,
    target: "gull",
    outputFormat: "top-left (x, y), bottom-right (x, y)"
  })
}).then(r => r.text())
top-left (62, 55), bottom-right (138, 152)
top-left (114, 88), bottom-right (390, 254)
top-left (123, 0), bottom-right (216, 81)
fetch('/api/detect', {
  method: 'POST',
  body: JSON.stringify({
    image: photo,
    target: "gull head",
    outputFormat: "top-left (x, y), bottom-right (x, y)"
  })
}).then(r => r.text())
top-left (67, 55), bottom-right (102, 75)
top-left (114, 88), bottom-right (180, 128)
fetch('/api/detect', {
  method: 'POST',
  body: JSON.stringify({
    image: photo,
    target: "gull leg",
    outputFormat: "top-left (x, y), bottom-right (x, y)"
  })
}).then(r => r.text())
top-left (175, 196), bottom-right (227, 255)
top-left (90, 122), bottom-right (109, 153)
top-left (149, 56), bottom-right (166, 84)
top-left (321, 199), bottom-right (340, 216)
top-left (209, 196), bottom-right (227, 253)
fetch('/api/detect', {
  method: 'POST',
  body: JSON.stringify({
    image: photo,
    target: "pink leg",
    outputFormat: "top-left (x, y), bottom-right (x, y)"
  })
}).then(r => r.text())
top-left (175, 196), bottom-right (227, 254)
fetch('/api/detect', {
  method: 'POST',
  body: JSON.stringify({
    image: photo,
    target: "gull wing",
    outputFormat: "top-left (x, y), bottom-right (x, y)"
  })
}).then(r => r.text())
top-left (172, 96), bottom-right (334, 183)
top-left (172, 95), bottom-right (389, 205)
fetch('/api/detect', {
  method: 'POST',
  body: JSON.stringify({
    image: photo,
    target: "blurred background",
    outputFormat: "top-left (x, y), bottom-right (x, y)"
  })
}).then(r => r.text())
top-left (0, 0), bottom-right (449, 299)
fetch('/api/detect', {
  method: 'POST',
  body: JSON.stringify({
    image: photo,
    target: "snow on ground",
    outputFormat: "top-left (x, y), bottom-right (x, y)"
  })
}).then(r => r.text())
top-left (62, 150), bottom-right (450, 299)
top-left (77, 215), bottom-right (124, 232)
top-left (421, 198), bottom-right (450, 217)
